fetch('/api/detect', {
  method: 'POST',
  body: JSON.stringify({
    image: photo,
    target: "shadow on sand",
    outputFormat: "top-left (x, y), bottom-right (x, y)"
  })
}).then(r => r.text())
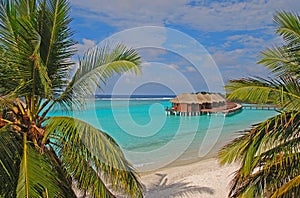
top-left (144, 173), bottom-right (215, 198)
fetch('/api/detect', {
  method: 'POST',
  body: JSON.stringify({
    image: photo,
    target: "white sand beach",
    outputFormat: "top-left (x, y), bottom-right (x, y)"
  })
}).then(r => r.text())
top-left (141, 158), bottom-right (239, 198)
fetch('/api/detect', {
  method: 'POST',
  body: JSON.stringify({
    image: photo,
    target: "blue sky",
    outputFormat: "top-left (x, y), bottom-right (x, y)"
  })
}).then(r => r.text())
top-left (69, 0), bottom-right (300, 95)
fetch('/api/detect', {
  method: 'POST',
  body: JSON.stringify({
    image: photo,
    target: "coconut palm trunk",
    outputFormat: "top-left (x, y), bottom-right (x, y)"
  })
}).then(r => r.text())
top-left (0, 0), bottom-right (143, 197)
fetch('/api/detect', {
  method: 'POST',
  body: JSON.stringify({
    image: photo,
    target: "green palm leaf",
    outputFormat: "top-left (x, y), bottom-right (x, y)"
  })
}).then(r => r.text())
top-left (0, 127), bottom-right (22, 197)
top-left (258, 11), bottom-right (300, 79)
top-left (274, 11), bottom-right (300, 46)
top-left (16, 133), bottom-right (75, 198)
top-left (0, 0), bottom-right (75, 97)
top-left (226, 76), bottom-right (300, 111)
top-left (54, 44), bottom-right (141, 111)
top-left (38, 0), bottom-right (76, 95)
top-left (45, 116), bottom-right (143, 197)
top-left (258, 46), bottom-right (300, 77)
top-left (271, 175), bottom-right (300, 198)
top-left (219, 112), bottom-right (300, 197)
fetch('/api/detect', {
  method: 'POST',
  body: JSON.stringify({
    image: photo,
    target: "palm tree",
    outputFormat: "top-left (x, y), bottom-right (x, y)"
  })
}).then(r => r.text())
top-left (0, 0), bottom-right (143, 197)
top-left (218, 11), bottom-right (300, 197)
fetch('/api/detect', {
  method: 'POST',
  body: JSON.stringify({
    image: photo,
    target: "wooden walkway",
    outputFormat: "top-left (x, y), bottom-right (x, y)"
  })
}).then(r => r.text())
top-left (242, 105), bottom-right (279, 110)
top-left (166, 104), bottom-right (279, 117)
top-left (200, 102), bottom-right (242, 115)
top-left (166, 102), bottom-right (242, 116)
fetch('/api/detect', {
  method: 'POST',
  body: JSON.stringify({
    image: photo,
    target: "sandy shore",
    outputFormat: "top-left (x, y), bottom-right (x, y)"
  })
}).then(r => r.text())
top-left (141, 158), bottom-right (239, 198)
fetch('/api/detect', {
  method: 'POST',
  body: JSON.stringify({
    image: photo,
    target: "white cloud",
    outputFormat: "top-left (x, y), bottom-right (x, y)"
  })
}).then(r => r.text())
top-left (210, 47), bottom-right (271, 82)
top-left (110, 62), bottom-right (197, 95)
top-left (227, 35), bottom-right (264, 46)
top-left (167, 64), bottom-right (180, 70)
top-left (103, 26), bottom-right (167, 49)
top-left (186, 66), bottom-right (197, 72)
top-left (70, 0), bottom-right (300, 32)
top-left (94, 26), bottom-right (169, 61)
top-left (68, 0), bottom-right (300, 92)
top-left (212, 50), bottom-right (245, 67)
top-left (70, 0), bottom-right (188, 28)
top-left (224, 34), bottom-right (280, 49)
top-left (75, 38), bottom-right (97, 55)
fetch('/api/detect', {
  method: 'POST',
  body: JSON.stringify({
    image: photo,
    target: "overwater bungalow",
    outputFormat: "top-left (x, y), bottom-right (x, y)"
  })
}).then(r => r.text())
top-left (166, 92), bottom-right (240, 116)
top-left (169, 93), bottom-right (199, 116)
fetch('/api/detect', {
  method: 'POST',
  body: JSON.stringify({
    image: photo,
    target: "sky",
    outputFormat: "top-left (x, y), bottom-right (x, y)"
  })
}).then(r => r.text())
top-left (69, 0), bottom-right (300, 95)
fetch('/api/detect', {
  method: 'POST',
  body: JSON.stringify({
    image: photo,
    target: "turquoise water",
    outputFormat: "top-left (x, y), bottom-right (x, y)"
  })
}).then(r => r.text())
top-left (51, 99), bottom-right (278, 171)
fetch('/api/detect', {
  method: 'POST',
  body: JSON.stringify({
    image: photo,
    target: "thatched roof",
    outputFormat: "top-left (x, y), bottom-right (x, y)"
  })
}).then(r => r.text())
top-left (196, 93), bottom-right (211, 103)
top-left (169, 93), bottom-right (198, 104)
top-left (170, 93), bottom-right (225, 104)
top-left (212, 93), bottom-right (226, 103)
top-left (201, 94), bottom-right (213, 103)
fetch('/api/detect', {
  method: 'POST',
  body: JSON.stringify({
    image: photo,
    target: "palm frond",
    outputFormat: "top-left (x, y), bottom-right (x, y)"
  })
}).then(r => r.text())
top-left (226, 76), bottom-right (300, 111)
top-left (219, 112), bottom-right (300, 197)
top-left (0, 0), bottom-right (47, 98)
top-left (218, 133), bottom-right (248, 165)
top-left (258, 11), bottom-right (300, 79)
top-left (258, 46), bottom-right (300, 77)
top-left (16, 133), bottom-right (75, 198)
top-left (61, 143), bottom-right (116, 198)
top-left (274, 11), bottom-right (300, 46)
top-left (0, 95), bottom-right (16, 111)
top-left (229, 151), bottom-right (300, 198)
top-left (226, 77), bottom-right (277, 103)
top-left (38, 0), bottom-right (76, 95)
top-left (19, 17), bottom-right (53, 96)
top-left (0, 127), bottom-right (22, 197)
top-left (54, 44), bottom-right (141, 111)
top-left (0, 1), bottom-right (31, 95)
top-left (0, 0), bottom-right (75, 98)
top-left (221, 11), bottom-right (300, 198)
top-left (44, 116), bottom-right (143, 197)
top-left (270, 175), bottom-right (300, 198)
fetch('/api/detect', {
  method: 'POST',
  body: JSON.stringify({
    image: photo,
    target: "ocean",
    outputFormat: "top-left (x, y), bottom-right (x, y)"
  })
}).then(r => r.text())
top-left (50, 95), bottom-right (278, 172)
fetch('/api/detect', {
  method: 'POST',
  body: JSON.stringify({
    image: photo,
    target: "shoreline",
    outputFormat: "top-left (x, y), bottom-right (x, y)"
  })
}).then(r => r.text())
top-left (139, 152), bottom-right (219, 176)
top-left (140, 157), bottom-right (239, 198)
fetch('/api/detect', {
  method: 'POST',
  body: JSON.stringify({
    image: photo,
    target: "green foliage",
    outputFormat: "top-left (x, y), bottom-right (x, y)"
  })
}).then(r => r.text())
top-left (0, 0), bottom-right (143, 197)
top-left (219, 112), bottom-right (300, 197)
top-left (226, 76), bottom-right (300, 110)
top-left (0, 0), bottom-right (75, 98)
top-left (45, 116), bottom-right (143, 197)
top-left (55, 44), bottom-right (141, 111)
top-left (0, 127), bottom-right (22, 197)
top-left (258, 11), bottom-right (300, 78)
top-left (220, 11), bottom-right (300, 197)
top-left (16, 133), bottom-right (75, 198)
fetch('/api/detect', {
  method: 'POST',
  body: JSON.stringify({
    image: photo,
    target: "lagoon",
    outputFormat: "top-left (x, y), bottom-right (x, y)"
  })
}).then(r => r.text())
top-left (51, 98), bottom-right (278, 172)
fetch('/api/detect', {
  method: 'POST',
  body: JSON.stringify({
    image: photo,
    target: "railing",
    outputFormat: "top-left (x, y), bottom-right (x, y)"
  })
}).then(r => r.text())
top-left (242, 104), bottom-right (279, 110)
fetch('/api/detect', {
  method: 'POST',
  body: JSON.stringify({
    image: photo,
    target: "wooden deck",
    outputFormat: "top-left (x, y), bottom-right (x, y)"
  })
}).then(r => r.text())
top-left (166, 102), bottom-right (242, 116)
top-left (166, 103), bottom-right (279, 116)
top-left (200, 102), bottom-right (242, 115)
top-left (242, 104), bottom-right (279, 110)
